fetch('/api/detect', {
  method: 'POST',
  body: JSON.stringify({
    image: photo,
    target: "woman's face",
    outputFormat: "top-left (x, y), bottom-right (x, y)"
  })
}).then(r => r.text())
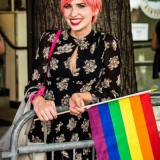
top-left (63, 0), bottom-right (94, 33)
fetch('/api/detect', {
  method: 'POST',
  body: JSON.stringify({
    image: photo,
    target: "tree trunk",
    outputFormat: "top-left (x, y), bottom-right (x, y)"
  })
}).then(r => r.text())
top-left (31, 0), bottom-right (137, 95)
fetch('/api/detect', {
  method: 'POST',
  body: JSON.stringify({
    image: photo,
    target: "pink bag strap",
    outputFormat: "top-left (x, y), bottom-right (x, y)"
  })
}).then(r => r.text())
top-left (44, 30), bottom-right (62, 82)
top-left (48, 30), bottom-right (62, 63)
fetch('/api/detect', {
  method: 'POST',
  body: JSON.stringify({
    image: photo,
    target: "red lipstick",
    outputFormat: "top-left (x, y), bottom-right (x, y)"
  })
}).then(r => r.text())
top-left (70, 19), bottom-right (82, 25)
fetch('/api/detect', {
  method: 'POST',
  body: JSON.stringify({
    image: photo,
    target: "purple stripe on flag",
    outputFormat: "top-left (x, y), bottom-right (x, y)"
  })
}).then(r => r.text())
top-left (88, 105), bottom-right (109, 160)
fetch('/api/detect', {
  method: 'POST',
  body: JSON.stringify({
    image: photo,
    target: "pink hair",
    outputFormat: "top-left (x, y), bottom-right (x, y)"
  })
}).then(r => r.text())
top-left (60, 0), bottom-right (102, 24)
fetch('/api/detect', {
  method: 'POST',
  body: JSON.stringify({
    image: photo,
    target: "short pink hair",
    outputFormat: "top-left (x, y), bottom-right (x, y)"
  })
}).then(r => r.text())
top-left (61, 0), bottom-right (102, 24)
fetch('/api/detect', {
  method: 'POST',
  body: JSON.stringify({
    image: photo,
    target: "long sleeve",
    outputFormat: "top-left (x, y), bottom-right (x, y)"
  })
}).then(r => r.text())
top-left (24, 30), bottom-right (56, 97)
top-left (90, 35), bottom-right (121, 103)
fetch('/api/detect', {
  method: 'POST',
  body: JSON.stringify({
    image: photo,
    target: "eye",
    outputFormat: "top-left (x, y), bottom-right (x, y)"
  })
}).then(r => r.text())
top-left (64, 3), bottom-right (71, 9)
top-left (77, 3), bottom-right (86, 8)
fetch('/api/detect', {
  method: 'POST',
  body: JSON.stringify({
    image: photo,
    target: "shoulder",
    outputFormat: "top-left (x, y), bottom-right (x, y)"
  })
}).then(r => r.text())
top-left (96, 32), bottom-right (121, 55)
top-left (94, 31), bottom-right (118, 43)
top-left (40, 29), bottom-right (61, 40)
top-left (96, 31), bottom-right (119, 51)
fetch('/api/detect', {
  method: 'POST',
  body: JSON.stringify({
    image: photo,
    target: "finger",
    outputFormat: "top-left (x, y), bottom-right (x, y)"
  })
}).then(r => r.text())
top-left (80, 99), bottom-right (85, 108)
top-left (44, 110), bottom-right (54, 120)
top-left (75, 106), bottom-right (85, 113)
top-left (49, 101), bottom-right (58, 119)
top-left (36, 110), bottom-right (54, 121)
top-left (36, 112), bottom-right (46, 121)
top-left (39, 112), bottom-right (50, 121)
top-left (69, 107), bottom-right (80, 115)
top-left (75, 98), bottom-right (85, 108)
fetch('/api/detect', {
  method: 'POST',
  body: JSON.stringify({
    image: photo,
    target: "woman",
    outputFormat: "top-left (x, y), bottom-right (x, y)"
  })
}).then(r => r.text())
top-left (151, 21), bottom-right (160, 79)
top-left (25, 0), bottom-right (121, 159)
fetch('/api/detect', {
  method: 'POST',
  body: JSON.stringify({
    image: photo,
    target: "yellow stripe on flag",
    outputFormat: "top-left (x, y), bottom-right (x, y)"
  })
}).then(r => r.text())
top-left (119, 98), bottom-right (143, 160)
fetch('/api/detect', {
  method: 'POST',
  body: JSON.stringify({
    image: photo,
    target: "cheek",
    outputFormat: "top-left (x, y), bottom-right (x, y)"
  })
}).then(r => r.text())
top-left (83, 10), bottom-right (94, 18)
top-left (84, 12), bottom-right (93, 21)
top-left (63, 10), bottom-right (70, 19)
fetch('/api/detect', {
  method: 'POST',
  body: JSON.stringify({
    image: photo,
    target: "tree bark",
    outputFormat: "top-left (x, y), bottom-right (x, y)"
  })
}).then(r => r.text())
top-left (31, 0), bottom-right (137, 95)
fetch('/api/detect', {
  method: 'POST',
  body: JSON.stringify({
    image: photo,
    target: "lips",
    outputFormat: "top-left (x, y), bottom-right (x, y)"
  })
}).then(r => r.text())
top-left (70, 19), bottom-right (82, 25)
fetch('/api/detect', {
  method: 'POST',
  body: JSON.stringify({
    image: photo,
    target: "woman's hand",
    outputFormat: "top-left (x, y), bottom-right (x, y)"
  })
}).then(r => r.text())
top-left (69, 93), bottom-right (85, 116)
top-left (32, 96), bottom-right (57, 121)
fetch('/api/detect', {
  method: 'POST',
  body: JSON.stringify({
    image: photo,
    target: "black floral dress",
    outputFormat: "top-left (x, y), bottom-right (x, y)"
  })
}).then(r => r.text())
top-left (25, 29), bottom-right (121, 160)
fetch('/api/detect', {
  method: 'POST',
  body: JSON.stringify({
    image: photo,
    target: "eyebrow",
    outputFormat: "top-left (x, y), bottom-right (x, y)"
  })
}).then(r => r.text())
top-left (76, 3), bottom-right (86, 5)
top-left (64, 2), bottom-right (86, 7)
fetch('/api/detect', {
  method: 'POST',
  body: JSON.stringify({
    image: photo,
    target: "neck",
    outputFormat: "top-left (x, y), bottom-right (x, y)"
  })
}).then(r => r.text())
top-left (70, 28), bottom-right (92, 39)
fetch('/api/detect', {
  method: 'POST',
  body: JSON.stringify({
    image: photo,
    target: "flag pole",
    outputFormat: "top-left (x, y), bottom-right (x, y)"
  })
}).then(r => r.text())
top-left (34, 89), bottom-right (157, 121)
top-left (84, 88), bottom-right (157, 110)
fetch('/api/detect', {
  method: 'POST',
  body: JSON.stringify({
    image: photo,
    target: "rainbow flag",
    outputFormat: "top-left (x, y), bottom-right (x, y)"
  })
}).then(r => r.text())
top-left (88, 92), bottom-right (160, 160)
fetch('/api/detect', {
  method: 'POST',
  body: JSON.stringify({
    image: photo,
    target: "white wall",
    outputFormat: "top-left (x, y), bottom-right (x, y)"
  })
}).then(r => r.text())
top-left (16, 12), bottom-right (28, 101)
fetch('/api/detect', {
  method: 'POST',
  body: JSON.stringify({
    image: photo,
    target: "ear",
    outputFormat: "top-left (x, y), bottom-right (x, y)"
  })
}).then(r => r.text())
top-left (93, 9), bottom-right (99, 17)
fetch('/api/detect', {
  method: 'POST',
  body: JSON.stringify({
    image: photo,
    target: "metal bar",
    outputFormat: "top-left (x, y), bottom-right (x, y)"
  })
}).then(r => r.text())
top-left (18, 140), bottom-right (93, 154)
top-left (51, 151), bottom-right (54, 160)
top-left (2, 140), bottom-right (94, 158)
top-left (73, 149), bottom-right (75, 160)
top-left (92, 147), bottom-right (95, 160)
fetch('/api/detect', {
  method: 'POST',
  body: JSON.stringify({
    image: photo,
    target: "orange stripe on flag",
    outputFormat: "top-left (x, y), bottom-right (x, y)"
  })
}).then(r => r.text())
top-left (130, 95), bottom-right (154, 160)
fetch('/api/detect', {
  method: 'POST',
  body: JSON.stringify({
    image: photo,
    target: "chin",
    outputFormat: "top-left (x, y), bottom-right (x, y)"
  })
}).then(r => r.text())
top-left (70, 26), bottom-right (85, 32)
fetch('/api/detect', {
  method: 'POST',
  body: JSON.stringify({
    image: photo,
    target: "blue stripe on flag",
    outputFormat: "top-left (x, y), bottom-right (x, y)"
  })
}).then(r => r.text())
top-left (98, 103), bottom-right (120, 160)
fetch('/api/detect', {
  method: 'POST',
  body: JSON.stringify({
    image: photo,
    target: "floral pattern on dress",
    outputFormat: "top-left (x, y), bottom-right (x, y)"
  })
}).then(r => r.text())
top-left (50, 57), bottom-right (59, 70)
top-left (67, 118), bottom-right (77, 131)
top-left (55, 134), bottom-right (65, 143)
top-left (32, 70), bottom-right (40, 80)
top-left (80, 79), bottom-right (96, 92)
top-left (108, 56), bottom-right (120, 70)
top-left (81, 118), bottom-right (89, 132)
top-left (83, 60), bottom-right (97, 74)
top-left (61, 94), bottom-right (70, 105)
top-left (71, 133), bottom-right (79, 141)
top-left (74, 38), bottom-right (90, 50)
top-left (90, 42), bottom-right (96, 54)
top-left (56, 78), bottom-right (69, 91)
top-left (43, 47), bottom-right (50, 59)
top-left (55, 122), bottom-right (63, 133)
top-left (54, 43), bottom-right (75, 55)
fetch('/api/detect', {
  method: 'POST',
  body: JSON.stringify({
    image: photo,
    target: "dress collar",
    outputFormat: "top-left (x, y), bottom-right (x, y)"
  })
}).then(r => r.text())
top-left (64, 29), bottom-right (95, 43)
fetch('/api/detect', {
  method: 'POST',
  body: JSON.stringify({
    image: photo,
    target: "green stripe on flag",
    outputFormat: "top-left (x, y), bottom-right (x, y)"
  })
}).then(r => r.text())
top-left (108, 100), bottom-right (132, 160)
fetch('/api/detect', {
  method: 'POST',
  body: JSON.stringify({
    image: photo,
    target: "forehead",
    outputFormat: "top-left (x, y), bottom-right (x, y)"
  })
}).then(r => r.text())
top-left (65, 0), bottom-right (85, 4)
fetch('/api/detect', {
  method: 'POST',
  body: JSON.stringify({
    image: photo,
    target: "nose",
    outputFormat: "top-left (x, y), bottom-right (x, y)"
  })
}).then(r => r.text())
top-left (70, 7), bottom-right (78, 17)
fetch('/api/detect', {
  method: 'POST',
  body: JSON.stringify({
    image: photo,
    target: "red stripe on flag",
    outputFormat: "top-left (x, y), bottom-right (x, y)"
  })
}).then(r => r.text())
top-left (140, 93), bottom-right (160, 160)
